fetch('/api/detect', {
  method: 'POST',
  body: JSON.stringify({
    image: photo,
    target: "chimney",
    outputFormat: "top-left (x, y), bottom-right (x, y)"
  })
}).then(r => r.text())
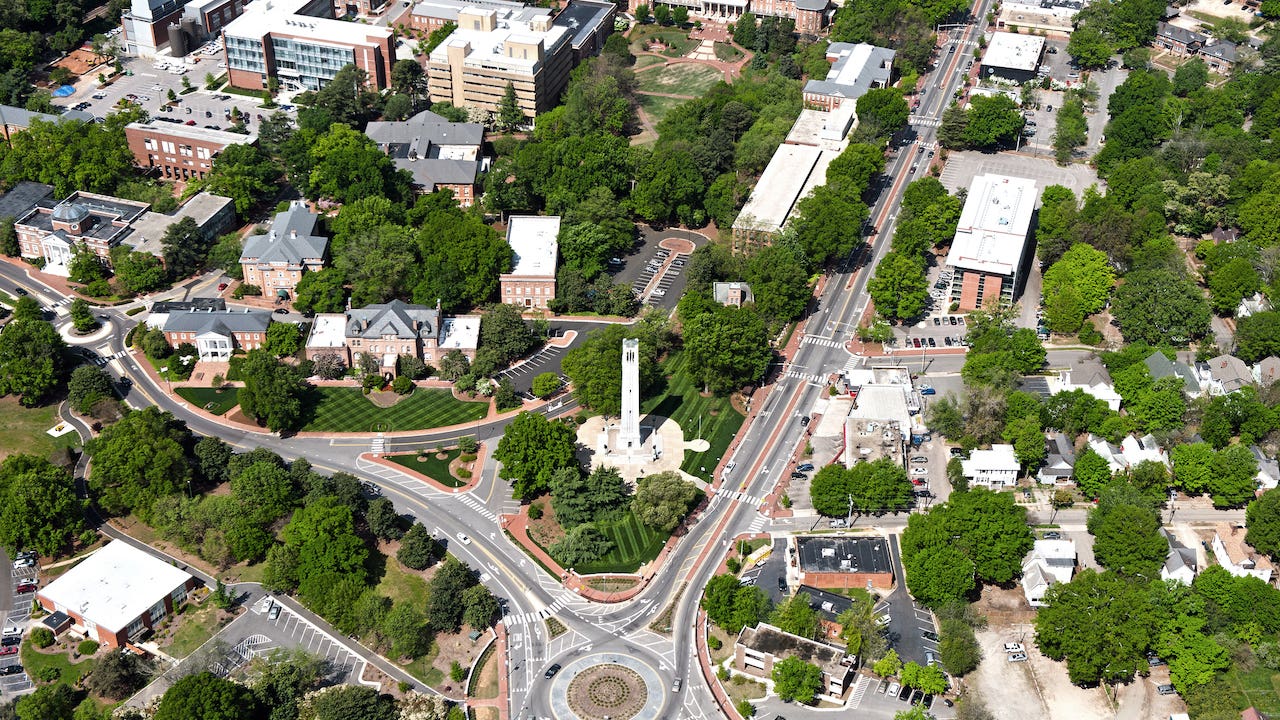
top-left (290, 229), bottom-right (297, 239)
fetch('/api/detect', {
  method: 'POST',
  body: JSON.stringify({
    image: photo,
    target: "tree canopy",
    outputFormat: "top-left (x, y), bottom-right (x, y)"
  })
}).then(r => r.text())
top-left (494, 412), bottom-right (578, 499)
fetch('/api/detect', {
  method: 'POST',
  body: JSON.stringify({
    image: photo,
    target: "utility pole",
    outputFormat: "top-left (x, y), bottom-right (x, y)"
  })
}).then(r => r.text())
top-left (846, 493), bottom-right (855, 527)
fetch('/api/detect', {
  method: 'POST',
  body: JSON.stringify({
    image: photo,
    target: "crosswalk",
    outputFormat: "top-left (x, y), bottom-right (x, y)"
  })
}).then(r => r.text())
top-left (91, 348), bottom-right (130, 367)
top-left (847, 674), bottom-right (874, 708)
top-left (783, 369), bottom-right (826, 383)
top-left (716, 487), bottom-right (765, 507)
top-left (49, 297), bottom-right (74, 308)
top-left (370, 434), bottom-right (385, 455)
top-left (453, 491), bottom-right (499, 523)
top-left (745, 513), bottom-right (768, 534)
top-left (504, 597), bottom-right (568, 626)
top-left (910, 117), bottom-right (943, 128)
top-left (801, 335), bottom-right (845, 348)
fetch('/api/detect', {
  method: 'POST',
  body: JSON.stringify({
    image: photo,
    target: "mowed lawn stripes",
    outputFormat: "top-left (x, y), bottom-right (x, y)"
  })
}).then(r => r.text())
top-left (640, 352), bottom-right (745, 482)
top-left (574, 512), bottom-right (667, 575)
top-left (302, 387), bottom-right (488, 432)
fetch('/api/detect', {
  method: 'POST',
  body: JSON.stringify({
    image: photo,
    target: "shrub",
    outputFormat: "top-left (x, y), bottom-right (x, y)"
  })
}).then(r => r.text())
top-left (78, 640), bottom-right (100, 655)
top-left (392, 375), bottom-right (414, 394)
top-left (780, 494), bottom-right (792, 509)
top-left (30, 627), bottom-right (54, 648)
top-left (231, 284), bottom-right (262, 299)
top-left (456, 468), bottom-right (472, 479)
top-left (450, 660), bottom-right (465, 682)
top-left (736, 698), bottom-right (755, 717)
top-left (1078, 322), bottom-right (1103, 345)
top-left (84, 279), bottom-right (113, 297)
top-left (459, 453), bottom-right (476, 463)
top-left (717, 665), bottom-right (729, 681)
top-left (708, 634), bottom-right (722, 650)
top-left (35, 666), bottom-right (59, 682)
top-left (528, 502), bottom-right (543, 520)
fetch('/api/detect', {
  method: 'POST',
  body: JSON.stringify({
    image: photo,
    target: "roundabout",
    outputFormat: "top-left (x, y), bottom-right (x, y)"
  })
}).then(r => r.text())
top-left (548, 653), bottom-right (667, 720)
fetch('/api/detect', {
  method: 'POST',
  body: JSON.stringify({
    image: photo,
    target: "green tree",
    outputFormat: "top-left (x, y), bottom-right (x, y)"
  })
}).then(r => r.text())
top-left (961, 95), bottom-right (1024, 148)
top-left (201, 144), bottom-right (280, 218)
top-left (397, 523), bottom-right (438, 570)
top-left (867, 251), bottom-right (928, 322)
top-left (1112, 268), bottom-right (1211, 345)
top-left (939, 618), bottom-right (980, 676)
top-left (67, 365), bottom-right (114, 414)
top-left (684, 305), bottom-right (771, 394)
top-left (88, 650), bottom-right (149, 701)
top-left (1087, 493), bottom-right (1166, 579)
top-left (0, 455), bottom-right (84, 557)
top-left (1246, 488), bottom-right (1280, 561)
top-left (770, 593), bottom-right (820, 639)
top-left (531, 372), bottom-right (560, 399)
top-left (160, 217), bottom-right (209, 282)
top-left (86, 407), bottom-right (192, 520)
top-left (1002, 414), bottom-right (1046, 469)
top-left (1235, 311), bottom-right (1280, 362)
top-left (298, 684), bottom-right (396, 720)
top-left (68, 298), bottom-right (98, 333)
top-left (264, 322), bottom-right (302, 358)
top-left (1035, 569), bottom-right (1156, 685)
top-left (497, 82), bottom-right (523, 131)
top-left (381, 602), bottom-right (432, 659)
top-left (1066, 25), bottom-right (1112, 68)
top-left (1073, 446), bottom-right (1113, 498)
top-left (281, 496), bottom-right (367, 595)
top-left (855, 87), bottom-right (910, 137)
top-left (308, 124), bottom-right (407, 205)
top-left (1042, 244), bottom-right (1114, 322)
top-left (904, 543), bottom-right (976, 607)
top-left (494, 412), bottom-right (578, 499)
top-left (561, 323), bottom-right (664, 414)
top-left (772, 656), bottom-right (823, 703)
top-left (424, 557), bottom-right (478, 632)
top-left (462, 583), bottom-right (499, 629)
top-left (112, 249), bottom-right (166, 294)
top-left (1209, 443), bottom-right (1259, 508)
top-left (1052, 97), bottom-right (1088, 165)
top-left (1171, 57), bottom-right (1209, 96)
top-left (873, 649), bottom-right (902, 677)
top-left (153, 672), bottom-right (262, 720)
top-left (15, 682), bottom-right (78, 720)
top-left (632, 471), bottom-right (700, 532)
top-left (0, 314), bottom-right (67, 406)
top-left (237, 350), bottom-right (307, 432)
top-left (366, 496), bottom-right (405, 540)
top-left (549, 466), bottom-right (629, 528)
top-left (476, 303), bottom-right (540, 370)
top-left (292, 268), bottom-right (346, 314)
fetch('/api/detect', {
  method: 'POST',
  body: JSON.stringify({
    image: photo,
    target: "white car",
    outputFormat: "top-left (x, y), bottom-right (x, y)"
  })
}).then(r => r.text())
top-left (457, 532), bottom-right (472, 545)
top-left (651, 289), bottom-right (666, 297)
top-left (876, 614), bottom-right (891, 626)
top-left (1004, 642), bottom-right (1025, 653)
top-left (1, 626), bottom-right (20, 637)
top-left (910, 467), bottom-right (928, 476)
top-left (1008, 652), bottom-right (1028, 662)
top-left (12, 558), bottom-right (34, 569)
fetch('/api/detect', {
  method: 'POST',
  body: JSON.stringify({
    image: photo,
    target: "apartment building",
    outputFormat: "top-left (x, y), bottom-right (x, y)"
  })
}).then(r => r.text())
top-left (501, 215), bottom-right (559, 309)
top-left (365, 109), bottom-right (485, 205)
top-left (425, 0), bottom-right (612, 117)
top-left (222, 0), bottom-right (396, 92)
top-left (239, 201), bottom-right (328, 299)
top-left (125, 121), bottom-right (257, 180)
top-left (944, 173), bottom-right (1039, 311)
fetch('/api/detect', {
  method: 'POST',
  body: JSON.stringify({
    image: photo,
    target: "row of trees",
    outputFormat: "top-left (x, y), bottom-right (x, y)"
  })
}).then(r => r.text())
top-left (868, 177), bottom-right (962, 323)
top-left (937, 95), bottom-right (1026, 151)
top-left (809, 458), bottom-right (914, 518)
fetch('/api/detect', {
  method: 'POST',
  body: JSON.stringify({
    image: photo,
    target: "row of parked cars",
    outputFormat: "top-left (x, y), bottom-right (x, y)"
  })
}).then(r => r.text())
top-left (876, 677), bottom-right (941, 709)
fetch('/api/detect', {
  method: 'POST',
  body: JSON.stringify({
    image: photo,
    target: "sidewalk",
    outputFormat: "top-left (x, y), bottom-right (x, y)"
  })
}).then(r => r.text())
top-left (466, 624), bottom-right (509, 720)
top-left (695, 609), bottom-right (744, 720)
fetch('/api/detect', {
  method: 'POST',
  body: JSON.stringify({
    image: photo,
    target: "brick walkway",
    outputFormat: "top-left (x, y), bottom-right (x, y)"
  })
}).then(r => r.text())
top-left (466, 624), bottom-right (509, 720)
top-left (695, 609), bottom-right (744, 720)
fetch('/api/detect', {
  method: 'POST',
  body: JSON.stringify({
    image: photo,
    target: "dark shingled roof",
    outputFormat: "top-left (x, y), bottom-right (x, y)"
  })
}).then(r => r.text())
top-left (0, 181), bottom-right (54, 221)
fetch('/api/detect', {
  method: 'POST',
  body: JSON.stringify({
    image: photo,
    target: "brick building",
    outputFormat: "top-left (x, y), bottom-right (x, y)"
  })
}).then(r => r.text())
top-left (16, 193), bottom-right (150, 273)
top-left (125, 120), bottom-right (258, 180)
top-left (501, 216), bottom-right (559, 309)
top-left (305, 300), bottom-right (481, 374)
top-left (735, 623), bottom-right (855, 698)
top-left (239, 201), bottom-right (328, 299)
top-left (365, 109), bottom-right (485, 205)
top-left (36, 540), bottom-right (197, 650)
top-left (0, 105), bottom-right (93, 143)
top-left (162, 308), bottom-right (273, 360)
top-left (802, 42), bottom-right (895, 111)
top-left (794, 535), bottom-right (894, 591)
top-left (943, 173), bottom-right (1039, 311)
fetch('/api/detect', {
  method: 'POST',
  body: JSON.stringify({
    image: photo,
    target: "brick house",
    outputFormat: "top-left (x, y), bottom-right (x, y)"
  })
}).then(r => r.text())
top-left (162, 308), bottom-right (272, 360)
top-left (306, 300), bottom-right (481, 374)
top-left (239, 201), bottom-right (328, 300)
top-left (365, 109), bottom-right (485, 206)
top-left (501, 216), bottom-right (559, 309)
top-left (36, 540), bottom-right (197, 650)
top-left (1154, 21), bottom-right (1205, 56)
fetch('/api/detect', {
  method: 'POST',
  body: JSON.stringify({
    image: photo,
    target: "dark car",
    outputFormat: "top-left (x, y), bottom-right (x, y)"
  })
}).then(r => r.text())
top-left (545, 663), bottom-right (562, 679)
top-left (790, 471), bottom-right (807, 480)
top-left (14, 583), bottom-right (37, 594)
top-left (0, 664), bottom-right (22, 675)
top-left (909, 689), bottom-right (923, 705)
top-left (923, 694), bottom-right (935, 709)
top-left (14, 288), bottom-right (27, 296)
top-left (274, 308), bottom-right (289, 315)
top-left (777, 577), bottom-right (787, 592)
top-left (797, 463), bottom-right (815, 472)
top-left (1157, 684), bottom-right (1176, 695)
top-left (922, 630), bottom-right (940, 642)
top-left (898, 684), bottom-right (912, 701)
top-left (800, 416), bottom-right (810, 427)
top-left (1, 636), bottom-right (19, 647)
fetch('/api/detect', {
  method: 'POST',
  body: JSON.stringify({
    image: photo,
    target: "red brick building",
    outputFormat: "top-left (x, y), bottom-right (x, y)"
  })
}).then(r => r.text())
top-left (125, 121), bottom-right (257, 181)
top-left (794, 536), bottom-right (895, 591)
top-left (36, 541), bottom-right (197, 650)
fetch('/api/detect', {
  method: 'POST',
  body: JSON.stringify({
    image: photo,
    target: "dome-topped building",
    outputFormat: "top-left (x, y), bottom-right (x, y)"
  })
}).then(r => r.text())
top-left (50, 201), bottom-right (92, 234)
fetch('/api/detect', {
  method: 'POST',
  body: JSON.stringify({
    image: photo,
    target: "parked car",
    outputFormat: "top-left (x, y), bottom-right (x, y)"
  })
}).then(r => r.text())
top-left (0, 664), bottom-right (22, 675)
top-left (800, 416), bottom-right (810, 427)
top-left (886, 681), bottom-right (901, 698)
top-left (12, 558), bottom-right (34, 569)
top-left (797, 463), bottom-right (815, 472)
top-left (269, 602), bottom-right (281, 620)
top-left (14, 582), bottom-right (37, 594)
top-left (0, 647), bottom-right (16, 657)
top-left (1004, 643), bottom-right (1025, 653)
top-left (777, 577), bottom-right (787, 592)
top-left (910, 456), bottom-right (928, 464)
top-left (544, 663), bottom-right (562, 679)
top-left (922, 630), bottom-right (940, 642)
top-left (1008, 653), bottom-right (1028, 662)
top-left (919, 385), bottom-right (936, 395)
top-left (274, 308), bottom-right (289, 315)
top-left (910, 467), bottom-right (928, 476)
top-left (1157, 684), bottom-right (1175, 695)
top-left (1, 636), bottom-right (19, 647)
top-left (829, 518), bottom-right (847, 528)
top-left (790, 471), bottom-right (807, 480)
top-left (898, 684), bottom-right (913, 701)
top-left (1043, 531), bottom-right (1062, 540)
top-left (217, 282), bottom-right (228, 291)
top-left (1, 626), bottom-right (20, 637)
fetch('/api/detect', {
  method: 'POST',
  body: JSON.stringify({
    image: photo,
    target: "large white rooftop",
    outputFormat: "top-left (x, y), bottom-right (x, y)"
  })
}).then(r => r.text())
top-left (983, 32), bottom-right (1045, 72)
top-left (944, 173), bottom-right (1038, 277)
top-left (505, 215), bottom-right (560, 277)
top-left (426, 5), bottom-right (569, 73)
top-left (306, 313), bottom-right (348, 349)
top-left (127, 120), bottom-right (258, 146)
top-left (439, 315), bottom-right (481, 350)
top-left (733, 144), bottom-right (829, 235)
top-left (37, 540), bottom-right (192, 634)
top-left (224, 0), bottom-right (393, 44)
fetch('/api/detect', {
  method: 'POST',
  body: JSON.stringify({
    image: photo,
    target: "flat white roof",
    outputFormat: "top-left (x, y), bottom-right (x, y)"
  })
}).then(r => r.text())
top-left (963, 444), bottom-right (1021, 473)
top-left (37, 540), bottom-right (192, 634)
top-left (734, 144), bottom-right (827, 235)
top-left (945, 173), bottom-right (1038, 277)
top-left (439, 314), bottom-right (481, 350)
top-left (505, 215), bottom-right (559, 277)
top-left (427, 9), bottom-right (569, 74)
top-left (127, 121), bottom-right (259, 146)
top-left (306, 313), bottom-right (348, 349)
top-left (1033, 539), bottom-right (1077, 561)
top-left (983, 32), bottom-right (1045, 72)
top-left (224, 0), bottom-right (392, 44)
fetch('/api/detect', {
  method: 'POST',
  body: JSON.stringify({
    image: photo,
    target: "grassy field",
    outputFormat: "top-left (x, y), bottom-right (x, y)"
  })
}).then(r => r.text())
top-left (637, 93), bottom-right (689, 127)
top-left (636, 62), bottom-right (722, 96)
top-left (1225, 667), bottom-right (1280, 715)
top-left (387, 449), bottom-right (465, 487)
top-left (20, 643), bottom-right (95, 685)
top-left (714, 42), bottom-right (743, 62)
top-left (164, 604), bottom-right (222, 658)
top-left (634, 54), bottom-right (666, 69)
top-left (402, 639), bottom-right (444, 686)
top-left (374, 558), bottom-right (430, 607)
top-left (642, 352), bottom-right (746, 483)
top-left (175, 386), bottom-right (240, 415)
top-left (571, 511), bottom-right (667, 575)
top-left (301, 387), bottom-right (487, 432)
top-left (629, 25), bottom-right (697, 57)
top-left (0, 395), bottom-right (80, 462)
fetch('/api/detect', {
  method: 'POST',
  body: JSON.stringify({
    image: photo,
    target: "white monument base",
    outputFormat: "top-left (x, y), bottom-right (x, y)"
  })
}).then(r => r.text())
top-left (575, 415), bottom-right (710, 487)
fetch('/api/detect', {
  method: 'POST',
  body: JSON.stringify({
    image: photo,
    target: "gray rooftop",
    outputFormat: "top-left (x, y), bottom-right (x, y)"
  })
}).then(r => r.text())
top-left (552, 0), bottom-right (614, 50)
top-left (1160, 529), bottom-right (1197, 575)
top-left (16, 191), bottom-right (148, 244)
top-left (241, 201), bottom-right (328, 265)
top-left (802, 42), bottom-right (895, 101)
top-left (796, 536), bottom-right (892, 575)
top-left (1155, 21), bottom-right (1206, 46)
top-left (162, 308), bottom-right (272, 336)
top-left (1144, 351), bottom-right (1200, 394)
top-left (794, 0), bottom-right (830, 10)
top-left (151, 298), bottom-right (226, 315)
top-left (737, 623), bottom-right (846, 673)
top-left (0, 182), bottom-right (53, 221)
top-left (797, 585), bottom-right (854, 621)
top-left (0, 104), bottom-right (93, 130)
top-left (365, 110), bottom-right (484, 192)
top-left (1201, 40), bottom-right (1238, 62)
top-left (346, 300), bottom-right (440, 340)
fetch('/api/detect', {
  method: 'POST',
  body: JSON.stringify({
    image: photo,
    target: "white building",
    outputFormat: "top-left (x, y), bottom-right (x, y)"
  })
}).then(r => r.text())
top-left (961, 444), bottom-right (1021, 487)
top-left (1212, 523), bottom-right (1273, 583)
top-left (1159, 529), bottom-right (1198, 585)
top-left (500, 215), bottom-right (560, 309)
top-left (944, 174), bottom-right (1039, 311)
top-left (1087, 433), bottom-right (1170, 475)
top-left (732, 144), bottom-right (831, 253)
top-left (1021, 539), bottom-right (1076, 607)
top-left (1046, 370), bottom-right (1123, 411)
top-left (980, 32), bottom-right (1045, 82)
top-left (801, 42), bottom-right (896, 112)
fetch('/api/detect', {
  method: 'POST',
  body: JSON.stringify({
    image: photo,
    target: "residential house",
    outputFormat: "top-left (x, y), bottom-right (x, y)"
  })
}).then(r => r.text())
top-left (308, 300), bottom-right (481, 375)
top-left (1087, 433), bottom-right (1170, 474)
top-left (1256, 356), bottom-right (1280, 386)
top-left (735, 623), bottom-right (855, 700)
top-left (36, 540), bottom-right (197, 649)
top-left (1144, 350), bottom-right (1201, 396)
top-left (1159, 528), bottom-right (1198, 585)
top-left (961, 444), bottom-right (1021, 488)
top-left (1021, 539), bottom-right (1076, 607)
top-left (794, 536), bottom-right (894, 591)
top-left (162, 308), bottom-right (272, 360)
top-left (1251, 446), bottom-right (1279, 491)
top-left (796, 585), bottom-right (855, 644)
top-left (239, 201), bottom-right (328, 301)
top-left (501, 216), bottom-right (559, 309)
top-left (1237, 292), bottom-right (1269, 318)
top-left (1037, 433), bottom-right (1075, 486)
top-left (146, 298), bottom-right (226, 329)
top-left (1212, 522), bottom-right (1273, 583)
top-left (1154, 21), bottom-right (1205, 55)
top-left (1045, 368), bottom-right (1122, 411)
top-left (1199, 354), bottom-right (1253, 395)
top-left (364, 109), bottom-right (485, 206)
top-left (1199, 39), bottom-right (1239, 73)
top-left (713, 282), bottom-right (754, 307)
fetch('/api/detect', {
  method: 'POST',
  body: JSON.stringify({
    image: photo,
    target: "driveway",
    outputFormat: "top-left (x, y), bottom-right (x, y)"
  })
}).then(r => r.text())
top-left (881, 535), bottom-right (937, 667)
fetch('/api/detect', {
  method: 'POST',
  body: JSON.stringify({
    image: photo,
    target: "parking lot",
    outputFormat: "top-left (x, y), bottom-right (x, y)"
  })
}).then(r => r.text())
top-left (53, 53), bottom-right (290, 133)
top-left (606, 226), bottom-right (702, 310)
top-left (1018, 38), bottom-right (1127, 156)
top-left (880, 536), bottom-right (939, 668)
top-left (218, 596), bottom-right (365, 684)
top-left (1, 555), bottom-right (38, 698)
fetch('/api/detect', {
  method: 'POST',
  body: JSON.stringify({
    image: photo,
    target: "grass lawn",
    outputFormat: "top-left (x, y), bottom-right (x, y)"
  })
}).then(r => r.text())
top-left (164, 604), bottom-right (222, 659)
top-left (634, 54), bottom-right (666, 69)
top-left (629, 26), bottom-right (697, 56)
top-left (571, 511), bottom-right (667, 575)
top-left (374, 558), bottom-right (430, 607)
top-left (387, 449), bottom-right (465, 488)
top-left (0, 395), bottom-right (80, 462)
top-left (636, 62), bottom-right (722, 96)
top-left (713, 42), bottom-right (743, 62)
top-left (301, 387), bottom-right (487, 432)
top-left (642, 352), bottom-right (745, 482)
top-left (1225, 667), bottom-right (1280, 715)
top-left (20, 643), bottom-right (95, 685)
top-left (469, 642), bottom-right (499, 699)
top-left (402, 639), bottom-right (445, 686)
top-left (175, 386), bottom-right (240, 415)
top-left (637, 93), bottom-right (689, 126)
